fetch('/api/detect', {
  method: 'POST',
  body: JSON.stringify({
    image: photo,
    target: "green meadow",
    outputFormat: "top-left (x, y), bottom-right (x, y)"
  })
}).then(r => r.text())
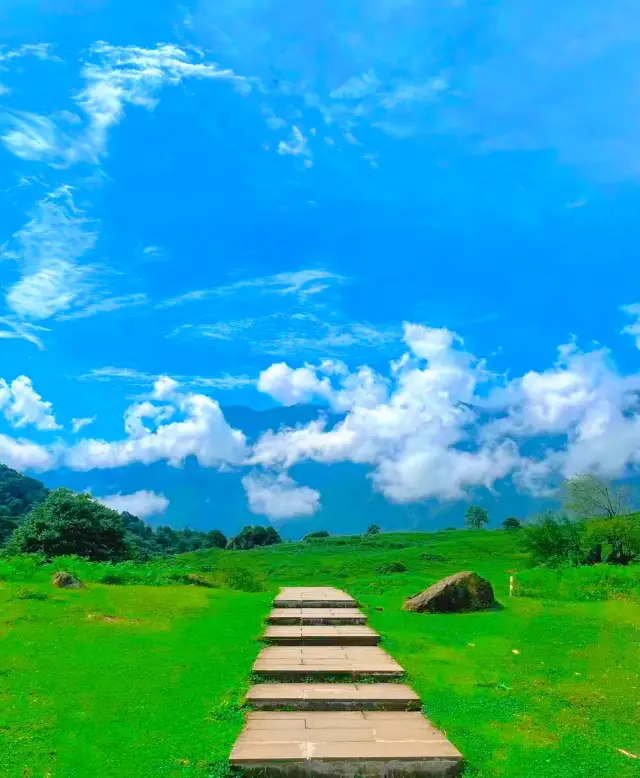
top-left (1, 530), bottom-right (639, 778)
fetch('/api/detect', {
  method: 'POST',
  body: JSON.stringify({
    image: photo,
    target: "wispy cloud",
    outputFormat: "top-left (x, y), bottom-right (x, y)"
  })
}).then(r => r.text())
top-left (2, 43), bottom-right (248, 167)
top-left (172, 312), bottom-right (397, 357)
top-left (71, 416), bottom-right (96, 434)
top-left (3, 185), bottom-right (98, 321)
top-left (56, 293), bottom-right (148, 321)
top-left (160, 269), bottom-right (345, 308)
top-left (77, 366), bottom-right (254, 391)
top-left (0, 318), bottom-right (50, 350)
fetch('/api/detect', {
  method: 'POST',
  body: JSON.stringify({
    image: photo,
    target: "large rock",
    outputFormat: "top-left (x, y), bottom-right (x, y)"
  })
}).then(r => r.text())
top-left (52, 571), bottom-right (81, 589)
top-left (403, 571), bottom-right (497, 613)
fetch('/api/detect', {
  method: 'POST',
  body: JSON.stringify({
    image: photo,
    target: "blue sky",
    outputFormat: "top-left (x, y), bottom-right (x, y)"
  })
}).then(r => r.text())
top-left (1, 1), bottom-right (640, 526)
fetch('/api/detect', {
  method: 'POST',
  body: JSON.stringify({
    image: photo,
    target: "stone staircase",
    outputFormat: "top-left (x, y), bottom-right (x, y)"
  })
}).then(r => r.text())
top-left (229, 586), bottom-right (463, 777)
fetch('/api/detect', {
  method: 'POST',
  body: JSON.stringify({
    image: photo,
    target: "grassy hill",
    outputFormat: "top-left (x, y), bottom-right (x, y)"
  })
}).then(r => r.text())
top-left (1, 530), bottom-right (639, 778)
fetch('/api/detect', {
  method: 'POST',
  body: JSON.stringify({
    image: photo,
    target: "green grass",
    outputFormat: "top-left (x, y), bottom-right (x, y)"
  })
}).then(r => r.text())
top-left (514, 564), bottom-right (640, 602)
top-left (1, 529), bottom-right (639, 778)
top-left (0, 581), bottom-right (270, 778)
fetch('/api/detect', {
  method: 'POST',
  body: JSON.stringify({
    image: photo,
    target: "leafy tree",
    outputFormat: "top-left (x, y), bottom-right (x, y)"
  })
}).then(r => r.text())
top-left (202, 529), bottom-right (227, 549)
top-left (465, 506), bottom-right (489, 529)
top-left (6, 488), bottom-right (127, 561)
top-left (585, 516), bottom-right (640, 565)
top-left (523, 512), bottom-right (586, 566)
top-left (304, 530), bottom-right (330, 540)
top-left (564, 473), bottom-right (634, 519)
top-left (0, 464), bottom-right (49, 546)
top-left (365, 524), bottom-right (381, 535)
top-left (226, 525), bottom-right (282, 550)
top-left (502, 516), bottom-right (521, 530)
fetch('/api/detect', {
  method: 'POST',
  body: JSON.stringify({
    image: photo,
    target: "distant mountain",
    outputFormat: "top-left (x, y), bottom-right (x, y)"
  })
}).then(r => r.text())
top-left (34, 404), bottom-right (560, 539)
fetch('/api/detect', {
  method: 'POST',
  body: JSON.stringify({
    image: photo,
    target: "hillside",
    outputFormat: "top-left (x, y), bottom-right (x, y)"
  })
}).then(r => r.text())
top-left (1, 530), bottom-right (638, 778)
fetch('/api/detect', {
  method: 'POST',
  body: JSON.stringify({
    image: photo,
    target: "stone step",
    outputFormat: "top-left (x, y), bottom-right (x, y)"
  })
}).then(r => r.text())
top-left (230, 711), bottom-right (463, 777)
top-left (264, 625), bottom-right (380, 646)
top-left (253, 645), bottom-right (404, 680)
top-left (274, 586), bottom-right (357, 609)
top-left (246, 683), bottom-right (421, 711)
top-left (268, 608), bottom-right (367, 625)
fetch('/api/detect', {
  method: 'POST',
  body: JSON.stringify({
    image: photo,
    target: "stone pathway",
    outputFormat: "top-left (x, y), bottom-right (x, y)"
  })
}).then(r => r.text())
top-left (230, 586), bottom-right (463, 777)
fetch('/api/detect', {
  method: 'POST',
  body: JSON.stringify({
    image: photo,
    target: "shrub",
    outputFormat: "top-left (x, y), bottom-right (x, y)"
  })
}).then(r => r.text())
top-left (365, 524), bottom-right (381, 536)
top-left (375, 561), bottom-right (407, 574)
top-left (224, 566), bottom-right (264, 592)
top-left (421, 553), bottom-right (447, 562)
top-left (13, 586), bottom-right (47, 600)
top-left (303, 531), bottom-right (330, 541)
top-left (523, 512), bottom-right (586, 566)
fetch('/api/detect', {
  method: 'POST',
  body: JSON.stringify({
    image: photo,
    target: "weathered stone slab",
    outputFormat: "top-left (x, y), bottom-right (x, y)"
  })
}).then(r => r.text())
top-left (230, 712), bottom-right (463, 777)
top-left (268, 608), bottom-right (366, 625)
top-left (264, 625), bottom-right (380, 646)
top-left (247, 683), bottom-right (421, 711)
top-left (274, 587), bottom-right (357, 609)
top-left (253, 646), bottom-right (404, 679)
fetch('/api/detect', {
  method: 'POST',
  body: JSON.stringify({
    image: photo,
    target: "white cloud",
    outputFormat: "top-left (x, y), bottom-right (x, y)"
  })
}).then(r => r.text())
top-left (0, 376), bottom-right (61, 431)
top-left (0, 434), bottom-right (58, 472)
top-left (3, 186), bottom-right (98, 321)
top-left (56, 293), bottom-right (148, 321)
top-left (96, 490), bottom-right (169, 518)
top-left (242, 471), bottom-right (320, 520)
top-left (621, 303), bottom-right (640, 349)
top-left (257, 360), bottom-right (387, 411)
top-left (71, 416), bottom-right (96, 434)
top-left (251, 321), bottom-right (640, 504)
top-left (65, 377), bottom-right (247, 471)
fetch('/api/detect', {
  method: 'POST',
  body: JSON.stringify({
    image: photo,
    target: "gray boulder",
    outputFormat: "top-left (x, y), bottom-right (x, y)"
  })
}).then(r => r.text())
top-left (52, 571), bottom-right (81, 589)
top-left (403, 571), bottom-right (497, 613)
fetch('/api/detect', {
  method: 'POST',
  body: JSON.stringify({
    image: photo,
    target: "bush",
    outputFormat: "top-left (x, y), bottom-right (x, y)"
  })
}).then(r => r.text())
top-left (13, 586), bottom-right (47, 600)
top-left (223, 566), bottom-right (264, 592)
top-left (375, 561), bottom-right (407, 574)
top-left (6, 489), bottom-right (127, 562)
top-left (523, 512), bottom-right (586, 566)
top-left (365, 524), bottom-right (381, 536)
top-left (421, 552), bottom-right (447, 563)
top-left (303, 531), bottom-right (330, 541)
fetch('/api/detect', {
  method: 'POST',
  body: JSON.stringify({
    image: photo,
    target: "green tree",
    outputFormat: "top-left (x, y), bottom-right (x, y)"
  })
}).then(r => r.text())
top-left (585, 516), bottom-right (640, 565)
top-left (202, 529), bottom-right (227, 549)
top-left (465, 506), bottom-right (489, 529)
top-left (226, 525), bottom-right (282, 550)
top-left (502, 516), bottom-right (521, 530)
top-left (5, 488), bottom-right (127, 561)
top-left (365, 524), bottom-right (381, 535)
top-left (564, 473), bottom-right (634, 518)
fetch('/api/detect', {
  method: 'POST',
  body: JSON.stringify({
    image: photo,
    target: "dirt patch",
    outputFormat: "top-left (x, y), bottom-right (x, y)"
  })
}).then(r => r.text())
top-left (86, 613), bottom-right (141, 625)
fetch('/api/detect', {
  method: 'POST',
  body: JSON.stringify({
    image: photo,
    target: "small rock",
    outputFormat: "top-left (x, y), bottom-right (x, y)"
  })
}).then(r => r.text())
top-left (402, 571), bottom-right (498, 613)
top-left (52, 571), bottom-right (81, 589)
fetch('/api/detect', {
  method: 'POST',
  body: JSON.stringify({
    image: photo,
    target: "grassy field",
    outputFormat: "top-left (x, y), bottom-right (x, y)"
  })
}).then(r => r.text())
top-left (1, 529), bottom-right (639, 778)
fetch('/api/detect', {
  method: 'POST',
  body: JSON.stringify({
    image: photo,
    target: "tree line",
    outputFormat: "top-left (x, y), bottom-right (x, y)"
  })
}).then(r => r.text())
top-left (0, 463), bottom-right (282, 561)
